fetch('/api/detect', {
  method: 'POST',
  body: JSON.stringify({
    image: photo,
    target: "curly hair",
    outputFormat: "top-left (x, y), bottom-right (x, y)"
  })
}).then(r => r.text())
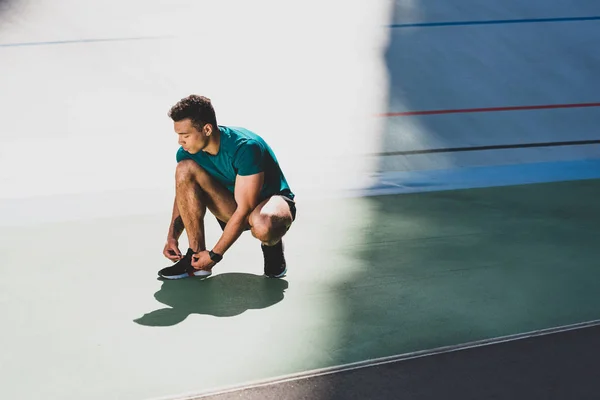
top-left (168, 95), bottom-right (218, 131)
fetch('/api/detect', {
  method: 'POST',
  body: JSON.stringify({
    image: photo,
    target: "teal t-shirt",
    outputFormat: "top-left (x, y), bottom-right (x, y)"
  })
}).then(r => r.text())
top-left (176, 126), bottom-right (294, 202)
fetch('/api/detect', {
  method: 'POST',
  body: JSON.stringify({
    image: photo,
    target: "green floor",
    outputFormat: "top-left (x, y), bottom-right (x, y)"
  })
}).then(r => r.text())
top-left (1, 179), bottom-right (600, 400)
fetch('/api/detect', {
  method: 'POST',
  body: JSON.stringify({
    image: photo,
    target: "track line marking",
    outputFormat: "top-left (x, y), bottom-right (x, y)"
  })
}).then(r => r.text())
top-left (0, 35), bottom-right (173, 48)
top-left (389, 16), bottom-right (600, 29)
top-left (375, 139), bottom-right (600, 157)
top-left (153, 319), bottom-right (600, 400)
top-left (379, 102), bottom-right (600, 117)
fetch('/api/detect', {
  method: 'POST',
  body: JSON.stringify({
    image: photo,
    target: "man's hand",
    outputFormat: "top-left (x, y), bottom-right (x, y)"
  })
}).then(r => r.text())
top-left (163, 239), bottom-right (182, 262)
top-left (191, 250), bottom-right (216, 271)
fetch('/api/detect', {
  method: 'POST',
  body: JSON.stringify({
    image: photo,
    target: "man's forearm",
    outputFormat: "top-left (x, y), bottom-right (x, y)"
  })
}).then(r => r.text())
top-left (167, 198), bottom-right (185, 241)
top-left (211, 210), bottom-right (250, 255)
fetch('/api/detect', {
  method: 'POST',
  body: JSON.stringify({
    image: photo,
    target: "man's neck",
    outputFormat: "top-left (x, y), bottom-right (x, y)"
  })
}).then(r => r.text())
top-left (203, 127), bottom-right (221, 155)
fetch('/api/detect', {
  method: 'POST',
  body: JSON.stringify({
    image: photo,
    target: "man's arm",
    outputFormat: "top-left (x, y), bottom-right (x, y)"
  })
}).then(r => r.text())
top-left (211, 172), bottom-right (264, 256)
top-left (163, 197), bottom-right (186, 262)
top-left (167, 197), bottom-right (185, 241)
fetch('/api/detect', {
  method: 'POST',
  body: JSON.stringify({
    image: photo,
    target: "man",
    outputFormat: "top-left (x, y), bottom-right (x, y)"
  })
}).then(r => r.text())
top-left (157, 95), bottom-right (296, 280)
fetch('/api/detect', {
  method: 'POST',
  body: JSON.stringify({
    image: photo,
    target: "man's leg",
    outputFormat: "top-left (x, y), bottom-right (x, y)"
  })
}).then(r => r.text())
top-left (158, 160), bottom-right (238, 280)
top-left (248, 195), bottom-right (295, 246)
top-left (248, 195), bottom-right (296, 278)
top-left (175, 159), bottom-right (238, 251)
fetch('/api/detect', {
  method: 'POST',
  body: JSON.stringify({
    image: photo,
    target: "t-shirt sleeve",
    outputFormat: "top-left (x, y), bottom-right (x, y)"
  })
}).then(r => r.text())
top-left (234, 139), bottom-right (265, 176)
top-left (176, 147), bottom-right (191, 163)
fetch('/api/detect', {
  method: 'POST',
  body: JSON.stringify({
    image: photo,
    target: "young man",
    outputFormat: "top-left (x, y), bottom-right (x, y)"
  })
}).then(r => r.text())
top-left (158, 95), bottom-right (296, 280)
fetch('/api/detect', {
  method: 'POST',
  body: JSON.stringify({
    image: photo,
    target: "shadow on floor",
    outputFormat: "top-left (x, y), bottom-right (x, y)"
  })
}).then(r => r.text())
top-left (134, 272), bottom-right (289, 327)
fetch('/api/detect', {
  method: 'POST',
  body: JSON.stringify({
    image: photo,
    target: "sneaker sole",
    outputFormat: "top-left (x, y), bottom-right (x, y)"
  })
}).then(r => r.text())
top-left (158, 270), bottom-right (212, 280)
top-left (265, 267), bottom-right (287, 278)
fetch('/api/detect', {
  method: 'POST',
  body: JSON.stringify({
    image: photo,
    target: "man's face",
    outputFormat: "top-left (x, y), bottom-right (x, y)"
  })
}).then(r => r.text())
top-left (174, 119), bottom-right (209, 154)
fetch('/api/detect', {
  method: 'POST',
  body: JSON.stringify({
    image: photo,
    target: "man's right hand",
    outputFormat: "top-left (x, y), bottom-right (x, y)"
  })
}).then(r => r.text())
top-left (163, 239), bottom-right (183, 262)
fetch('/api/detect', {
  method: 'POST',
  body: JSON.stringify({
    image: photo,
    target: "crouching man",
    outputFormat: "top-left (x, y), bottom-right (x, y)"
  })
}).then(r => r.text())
top-left (158, 95), bottom-right (296, 280)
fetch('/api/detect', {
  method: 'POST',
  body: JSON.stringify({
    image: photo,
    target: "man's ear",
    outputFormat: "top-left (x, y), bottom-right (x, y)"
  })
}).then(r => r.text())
top-left (204, 124), bottom-right (213, 137)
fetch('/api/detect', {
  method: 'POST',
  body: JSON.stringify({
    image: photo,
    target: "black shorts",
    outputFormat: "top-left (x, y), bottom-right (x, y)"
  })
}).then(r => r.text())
top-left (216, 195), bottom-right (297, 231)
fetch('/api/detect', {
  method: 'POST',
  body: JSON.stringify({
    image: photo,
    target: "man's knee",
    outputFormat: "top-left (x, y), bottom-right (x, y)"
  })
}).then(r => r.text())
top-left (251, 211), bottom-right (291, 245)
top-left (175, 160), bottom-right (207, 184)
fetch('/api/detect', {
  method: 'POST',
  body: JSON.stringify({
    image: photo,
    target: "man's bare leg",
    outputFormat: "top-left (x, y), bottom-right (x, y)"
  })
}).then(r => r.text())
top-left (246, 195), bottom-right (295, 278)
top-left (175, 176), bottom-right (207, 252)
top-left (170, 160), bottom-right (293, 279)
top-left (249, 196), bottom-right (294, 246)
top-left (175, 160), bottom-right (238, 251)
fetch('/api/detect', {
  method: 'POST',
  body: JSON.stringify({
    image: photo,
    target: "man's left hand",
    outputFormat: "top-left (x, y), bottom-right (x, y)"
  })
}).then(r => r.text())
top-left (191, 250), bottom-right (216, 271)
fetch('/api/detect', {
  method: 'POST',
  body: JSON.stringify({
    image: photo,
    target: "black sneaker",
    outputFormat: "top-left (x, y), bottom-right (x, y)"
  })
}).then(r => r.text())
top-left (262, 240), bottom-right (287, 278)
top-left (158, 248), bottom-right (212, 280)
